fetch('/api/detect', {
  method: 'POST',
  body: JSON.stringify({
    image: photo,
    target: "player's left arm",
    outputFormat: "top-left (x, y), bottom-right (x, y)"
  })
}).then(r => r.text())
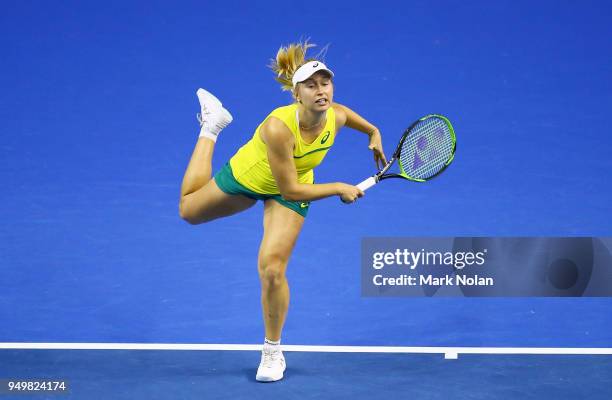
top-left (332, 102), bottom-right (387, 168)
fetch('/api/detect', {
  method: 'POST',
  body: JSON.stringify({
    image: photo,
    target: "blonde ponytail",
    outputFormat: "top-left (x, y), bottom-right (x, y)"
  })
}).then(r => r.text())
top-left (268, 39), bottom-right (328, 92)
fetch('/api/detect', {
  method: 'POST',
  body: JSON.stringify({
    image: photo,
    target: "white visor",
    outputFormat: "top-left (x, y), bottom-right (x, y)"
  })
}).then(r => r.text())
top-left (292, 61), bottom-right (334, 88)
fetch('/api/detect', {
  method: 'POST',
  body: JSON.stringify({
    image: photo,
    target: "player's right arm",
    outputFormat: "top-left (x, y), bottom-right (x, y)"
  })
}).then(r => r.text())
top-left (260, 117), bottom-right (363, 203)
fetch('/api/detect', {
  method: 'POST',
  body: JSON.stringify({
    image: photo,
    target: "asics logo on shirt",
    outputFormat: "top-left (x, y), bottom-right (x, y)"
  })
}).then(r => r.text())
top-left (321, 132), bottom-right (330, 144)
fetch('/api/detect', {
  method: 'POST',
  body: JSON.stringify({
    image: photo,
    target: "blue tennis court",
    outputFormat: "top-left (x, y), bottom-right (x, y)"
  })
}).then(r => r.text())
top-left (1, 0), bottom-right (611, 398)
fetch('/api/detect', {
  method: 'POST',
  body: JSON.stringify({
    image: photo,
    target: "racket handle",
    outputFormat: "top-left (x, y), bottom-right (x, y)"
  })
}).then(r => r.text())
top-left (356, 176), bottom-right (377, 191)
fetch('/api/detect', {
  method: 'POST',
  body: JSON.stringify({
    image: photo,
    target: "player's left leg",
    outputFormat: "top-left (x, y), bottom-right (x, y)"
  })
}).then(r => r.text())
top-left (255, 199), bottom-right (305, 382)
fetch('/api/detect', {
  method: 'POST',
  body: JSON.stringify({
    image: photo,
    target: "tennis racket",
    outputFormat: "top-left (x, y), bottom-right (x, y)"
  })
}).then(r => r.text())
top-left (356, 114), bottom-right (456, 191)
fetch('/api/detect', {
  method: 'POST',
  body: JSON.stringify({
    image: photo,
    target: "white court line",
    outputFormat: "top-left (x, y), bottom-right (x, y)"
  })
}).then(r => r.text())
top-left (0, 343), bottom-right (611, 359)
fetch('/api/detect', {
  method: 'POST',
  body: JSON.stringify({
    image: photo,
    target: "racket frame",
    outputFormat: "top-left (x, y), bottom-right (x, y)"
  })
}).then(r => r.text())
top-left (364, 114), bottom-right (456, 188)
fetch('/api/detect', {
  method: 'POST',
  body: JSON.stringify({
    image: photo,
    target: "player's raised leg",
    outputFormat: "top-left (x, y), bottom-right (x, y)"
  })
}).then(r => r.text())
top-left (179, 89), bottom-right (255, 224)
top-left (255, 200), bottom-right (305, 382)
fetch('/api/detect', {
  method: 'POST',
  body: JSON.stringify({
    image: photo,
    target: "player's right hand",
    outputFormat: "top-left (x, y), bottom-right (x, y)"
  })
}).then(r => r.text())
top-left (337, 183), bottom-right (364, 204)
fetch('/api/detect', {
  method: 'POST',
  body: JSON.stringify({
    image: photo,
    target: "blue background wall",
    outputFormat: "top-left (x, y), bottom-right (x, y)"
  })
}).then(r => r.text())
top-left (1, 0), bottom-right (611, 346)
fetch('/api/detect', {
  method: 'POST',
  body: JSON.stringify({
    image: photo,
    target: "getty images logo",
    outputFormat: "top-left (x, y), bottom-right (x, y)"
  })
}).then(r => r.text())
top-left (371, 248), bottom-right (488, 270)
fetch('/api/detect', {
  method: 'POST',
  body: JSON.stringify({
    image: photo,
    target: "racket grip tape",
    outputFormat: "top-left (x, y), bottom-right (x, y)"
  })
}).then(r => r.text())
top-left (356, 176), bottom-right (377, 191)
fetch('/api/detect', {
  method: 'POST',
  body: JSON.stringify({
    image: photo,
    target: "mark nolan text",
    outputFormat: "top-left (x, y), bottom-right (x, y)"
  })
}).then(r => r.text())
top-left (372, 274), bottom-right (494, 286)
top-left (421, 274), bottom-right (494, 286)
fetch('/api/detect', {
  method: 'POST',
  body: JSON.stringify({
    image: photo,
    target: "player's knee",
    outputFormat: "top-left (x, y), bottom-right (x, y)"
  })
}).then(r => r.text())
top-left (260, 260), bottom-right (287, 288)
top-left (179, 197), bottom-right (201, 225)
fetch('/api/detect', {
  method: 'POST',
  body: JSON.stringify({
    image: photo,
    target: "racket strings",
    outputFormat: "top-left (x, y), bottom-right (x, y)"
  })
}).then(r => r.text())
top-left (399, 118), bottom-right (454, 180)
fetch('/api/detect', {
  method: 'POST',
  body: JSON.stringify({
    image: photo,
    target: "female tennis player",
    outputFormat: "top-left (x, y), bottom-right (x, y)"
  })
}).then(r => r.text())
top-left (179, 40), bottom-right (387, 382)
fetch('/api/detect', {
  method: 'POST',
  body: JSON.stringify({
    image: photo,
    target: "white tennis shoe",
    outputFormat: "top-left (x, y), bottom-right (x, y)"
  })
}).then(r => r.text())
top-left (196, 88), bottom-right (233, 141)
top-left (255, 345), bottom-right (286, 382)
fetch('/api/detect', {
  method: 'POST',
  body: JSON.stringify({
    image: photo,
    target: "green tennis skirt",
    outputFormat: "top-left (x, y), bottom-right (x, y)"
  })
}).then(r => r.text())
top-left (213, 162), bottom-right (310, 217)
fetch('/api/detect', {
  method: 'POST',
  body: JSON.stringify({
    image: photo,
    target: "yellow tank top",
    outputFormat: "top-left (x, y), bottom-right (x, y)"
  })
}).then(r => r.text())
top-left (229, 103), bottom-right (336, 194)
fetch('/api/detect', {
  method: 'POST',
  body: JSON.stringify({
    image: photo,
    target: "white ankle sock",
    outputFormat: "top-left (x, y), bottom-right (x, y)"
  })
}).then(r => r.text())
top-left (264, 338), bottom-right (281, 347)
top-left (198, 127), bottom-right (219, 142)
